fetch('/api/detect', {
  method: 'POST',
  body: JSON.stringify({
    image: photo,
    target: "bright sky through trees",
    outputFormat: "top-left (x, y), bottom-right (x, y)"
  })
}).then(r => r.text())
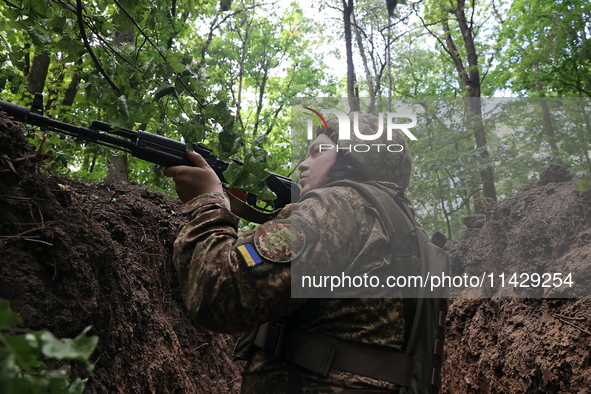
top-left (0, 0), bottom-right (589, 239)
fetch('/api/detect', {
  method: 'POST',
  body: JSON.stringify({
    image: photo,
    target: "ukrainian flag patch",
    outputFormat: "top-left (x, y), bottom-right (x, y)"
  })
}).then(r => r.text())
top-left (237, 243), bottom-right (262, 267)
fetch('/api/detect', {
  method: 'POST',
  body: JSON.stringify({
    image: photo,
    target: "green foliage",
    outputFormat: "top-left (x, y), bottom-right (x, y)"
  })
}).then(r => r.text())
top-left (386, 0), bottom-right (406, 17)
top-left (492, 0), bottom-right (591, 97)
top-left (219, 0), bottom-right (232, 12)
top-left (0, 300), bottom-right (98, 394)
top-left (193, 0), bottom-right (334, 200)
top-left (574, 175), bottom-right (591, 193)
top-left (2, 0), bottom-right (589, 238)
top-left (0, 0), bottom-right (333, 202)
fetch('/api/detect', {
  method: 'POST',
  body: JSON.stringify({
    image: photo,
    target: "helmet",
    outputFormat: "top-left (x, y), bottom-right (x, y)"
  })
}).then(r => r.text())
top-left (318, 111), bottom-right (412, 190)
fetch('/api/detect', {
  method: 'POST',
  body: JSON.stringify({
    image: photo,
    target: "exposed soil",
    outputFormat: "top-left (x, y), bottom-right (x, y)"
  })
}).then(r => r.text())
top-left (2, 111), bottom-right (591, 394)
top-left (0, 113), bottom-right (242, 393)
top-left (442, 165), bottom-right (591, 393)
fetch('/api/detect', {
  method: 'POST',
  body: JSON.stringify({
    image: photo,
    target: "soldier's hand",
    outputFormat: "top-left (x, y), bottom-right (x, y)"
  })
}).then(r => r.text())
top-left (163, 151), bottom-right (223, 203)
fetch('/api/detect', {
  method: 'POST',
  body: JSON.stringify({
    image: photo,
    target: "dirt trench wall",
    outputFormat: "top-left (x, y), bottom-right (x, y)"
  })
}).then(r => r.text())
top-left (4, 110), bottom-right (591, 394)
top-left (0, 114), bottom-right (242, 393)
top-left (442, 164), bottom-right (591, 393)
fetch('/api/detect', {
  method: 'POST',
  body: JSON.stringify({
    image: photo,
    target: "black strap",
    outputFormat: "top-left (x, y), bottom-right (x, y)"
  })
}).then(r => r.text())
top-left (288, 363), bottom-right (302, 394)
top-left (226, 191), bottom-right (280, 224)
top-left (253, 322), bottom-right (413, 387)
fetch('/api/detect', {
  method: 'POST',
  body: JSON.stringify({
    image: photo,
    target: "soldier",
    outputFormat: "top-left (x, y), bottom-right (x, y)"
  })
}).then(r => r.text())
top-left (164, 112), bottom-right (433, 393)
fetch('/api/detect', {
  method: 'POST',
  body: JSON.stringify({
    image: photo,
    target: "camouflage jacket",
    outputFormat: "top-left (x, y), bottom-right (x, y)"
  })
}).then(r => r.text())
top-left (173, 183), bottom-right (413, 393)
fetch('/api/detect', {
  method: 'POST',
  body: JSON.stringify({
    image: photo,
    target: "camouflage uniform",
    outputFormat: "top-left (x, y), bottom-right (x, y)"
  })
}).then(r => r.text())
top-left (173, 112), bottom-right (415, 393)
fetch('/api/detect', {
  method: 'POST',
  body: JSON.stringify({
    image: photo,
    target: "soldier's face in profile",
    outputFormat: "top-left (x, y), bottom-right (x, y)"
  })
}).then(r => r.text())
top-left (298, 134), bottom-right (338, 196)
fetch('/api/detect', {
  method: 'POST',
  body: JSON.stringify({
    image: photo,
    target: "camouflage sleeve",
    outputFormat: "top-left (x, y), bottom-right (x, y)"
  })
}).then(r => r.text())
top-left (173, 187), bottom-right (372, 334)
top-left (290, 186), bottom-right (370, 278)
top-left (173, 192), bottom-right (307, 334)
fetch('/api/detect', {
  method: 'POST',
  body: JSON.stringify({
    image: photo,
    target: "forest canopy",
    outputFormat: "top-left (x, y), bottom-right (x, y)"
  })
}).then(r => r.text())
top-left (0, 0), bottom-right (589, 239)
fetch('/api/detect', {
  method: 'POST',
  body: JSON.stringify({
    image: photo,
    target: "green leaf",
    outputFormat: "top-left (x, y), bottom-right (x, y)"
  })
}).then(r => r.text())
top-left (223, 162), bottom-right (241, 184)
top-left (253, 135), bottom-right (267, 146)
top-left (234, 171), bottom-right (258, 189)
top-left (47, 365), bottom-right (71, 392)
top-left (219, 130), bottom-right (239, 155)
top-left (154, 81), bottom-right (176, 101)
top-left (95, 19), bottom-right (114, 36)
top-left (7, 50), bottom-right (25, 71)
top-left (114, 95), bottom-right (130, 127)
top-left (56, 35), bottom-right (77, 56)
top-left (259, 185), bottom-right (277, 201)
top-left (166, 53), bottom-right (185, 73)
top-left (30, 0), bottom-right (50, 15)
top-left (5, 335), bottom-right (45, 371)
top-left (574, 175), bottom-right (591, 193)
top-left (155, 62), bottom-right (175, 79)
top-left (68, 378), bottom-right (88, 394)
top-left (39, 326), bottom-right (98, 371)
top-left (219, 0), bottom-right (232, 11)
top-left (142, 56), bottom-right (156, 78)
top-left (0, 300), bottom-right (22, 330)
top-left (50, 16), bottom-right (67, 33)
top-left (251, 146), bottom-right (267, 163)
top-left (182, 118), bottom-right (205, 143)
top-left (113, 11), bottom-right (133, 32)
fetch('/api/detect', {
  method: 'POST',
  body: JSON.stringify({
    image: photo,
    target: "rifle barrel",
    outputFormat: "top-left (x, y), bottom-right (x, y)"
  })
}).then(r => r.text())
top-left (0, 98), bottom-right (300, 207)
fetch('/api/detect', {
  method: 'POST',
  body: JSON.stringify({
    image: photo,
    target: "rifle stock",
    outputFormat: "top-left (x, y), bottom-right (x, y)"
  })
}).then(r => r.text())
top-left (0, 94), bottom-right (300, 211)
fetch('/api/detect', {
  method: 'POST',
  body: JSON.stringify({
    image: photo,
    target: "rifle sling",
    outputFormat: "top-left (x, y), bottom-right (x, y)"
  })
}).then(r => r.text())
top-left (226, 192), bottom-right (280, 224)
top-left (253, 322), bottom-right (412, 387)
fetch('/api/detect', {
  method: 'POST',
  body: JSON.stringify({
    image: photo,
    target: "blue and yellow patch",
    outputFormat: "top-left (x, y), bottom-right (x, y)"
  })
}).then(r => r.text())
top-left (237, 243), bottom-right (262, 267)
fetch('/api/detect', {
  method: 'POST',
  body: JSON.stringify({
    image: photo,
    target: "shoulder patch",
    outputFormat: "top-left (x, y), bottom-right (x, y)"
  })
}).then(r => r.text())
top-left (254, 219), bottom-right (306, 263)
top-left (237, 243), bottom-right (263, 267)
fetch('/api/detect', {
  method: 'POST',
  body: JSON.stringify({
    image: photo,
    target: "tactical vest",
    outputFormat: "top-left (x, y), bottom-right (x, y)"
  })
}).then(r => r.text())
top-left (234, 181), bottom-right (450, 394)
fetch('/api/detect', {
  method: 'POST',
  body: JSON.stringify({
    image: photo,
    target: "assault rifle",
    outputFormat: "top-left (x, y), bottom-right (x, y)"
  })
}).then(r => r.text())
top-left (0, 93), bottom-right (300, 221)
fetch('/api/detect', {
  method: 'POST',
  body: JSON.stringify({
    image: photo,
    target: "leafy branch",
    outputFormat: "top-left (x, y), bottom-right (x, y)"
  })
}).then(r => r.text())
top-left (0, 299), bottom-right (98, 394)
top-left (76, 0), bottom-right (122, 95)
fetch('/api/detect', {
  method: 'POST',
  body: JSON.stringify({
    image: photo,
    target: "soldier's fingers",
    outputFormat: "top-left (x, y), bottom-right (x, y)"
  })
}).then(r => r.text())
top-left (162, 166), bottom-right (180, 178)
top-left (187, 151), bottom-right (210, 169)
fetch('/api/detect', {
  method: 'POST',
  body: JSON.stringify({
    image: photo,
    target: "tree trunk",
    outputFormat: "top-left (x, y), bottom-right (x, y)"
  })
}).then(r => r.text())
top-left (463, 196), bottom-right (472, 215)
top-left (539, 99), bottom-right (560, 163)
top-left (253, 70), bottom-right (269, 137)
top-left (45, 70), bottom-right (65, 113)
top-left (426, 114), bottom-right (453, 240)
top-left (106, 27), bottom-right (133, 183)
top-left (467, 97), bottom-right (496, 200)
top-left (89, 152), bottom-right (97, 173)
top-left (581, 104), bottom-right (591, 143)
top-left (23, 44), bottom-right (31, 77)
top-left (534, 63), bottom-right (561, 164)
top-left (343, 0), bottom-right (359, 112)
top-left (575, 102), bottom-right (591, 171)
top-left (441, 2), bottom-right (497, 201)
top-left (62, 59), bottom-right (83, 108)
top-left (26, 49), bottom-right (50, 97)
top-left (106, 153), bottom-right (129, 183)
top-left (352, 11), bottom-right (375, 112)
top-left (387, 15), bottom-right (392, 112)
top-left (82, 152), bottom-right (90, 172)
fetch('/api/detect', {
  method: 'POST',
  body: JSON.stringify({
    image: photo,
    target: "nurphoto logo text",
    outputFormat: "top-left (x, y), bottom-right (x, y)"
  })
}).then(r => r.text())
top-left (304, 108), bottom-right (417, 153)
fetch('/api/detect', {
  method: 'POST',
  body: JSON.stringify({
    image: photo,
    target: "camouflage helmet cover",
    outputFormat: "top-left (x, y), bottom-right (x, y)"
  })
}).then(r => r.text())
top-left (317, 112), bottom-right (412, 190)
